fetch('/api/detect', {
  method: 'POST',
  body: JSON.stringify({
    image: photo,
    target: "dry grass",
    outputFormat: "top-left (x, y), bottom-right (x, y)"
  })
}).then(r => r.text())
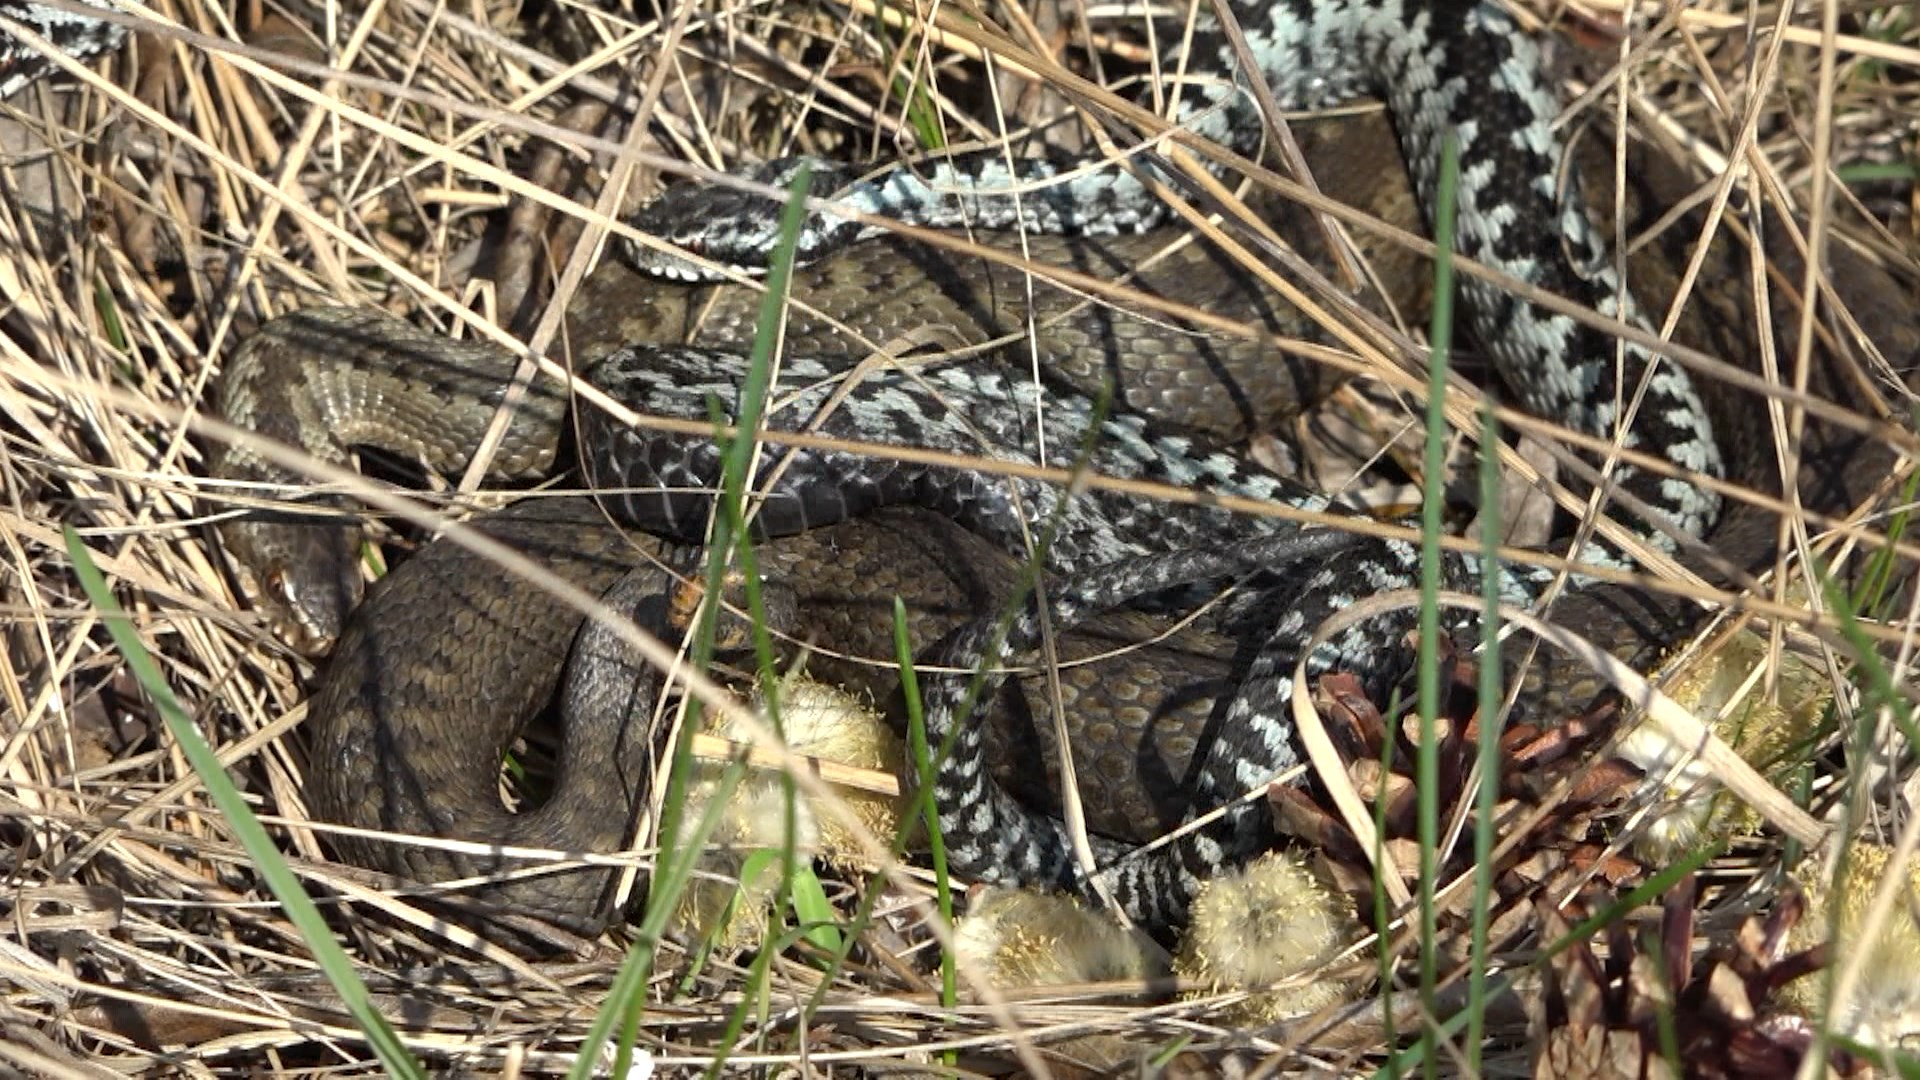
top-left (0, 0), bottom-right (1917, 1073)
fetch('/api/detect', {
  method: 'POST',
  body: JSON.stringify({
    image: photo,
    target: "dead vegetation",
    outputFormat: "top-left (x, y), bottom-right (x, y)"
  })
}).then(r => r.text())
top-left (0, 0), bottom-right (1917, 1073)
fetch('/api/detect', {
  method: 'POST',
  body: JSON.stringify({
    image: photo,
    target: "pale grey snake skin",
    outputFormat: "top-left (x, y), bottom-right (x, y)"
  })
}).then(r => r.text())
top-left (610, 0), bottom-right (1730, 927)
top-left (0, 0), bottom-right (121, 97)
top-left (582, 346), bottom-right (1525, 930)
top-left (626, 0), bottom-right (1725, 544)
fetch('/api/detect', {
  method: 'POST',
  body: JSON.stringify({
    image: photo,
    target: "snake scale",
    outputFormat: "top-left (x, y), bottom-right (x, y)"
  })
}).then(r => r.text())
top-left (11, 0), bottom-right (1912, 932)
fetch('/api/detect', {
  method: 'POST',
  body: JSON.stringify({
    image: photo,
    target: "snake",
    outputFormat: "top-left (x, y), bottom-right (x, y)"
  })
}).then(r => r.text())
top-left (609, 6), bottom-right (1920, 926)
top-left (13, 0), bottom-right (1912, 929)
top-left (213, 116), bottom-right (1421, 653)
top-left (213, 122), bottom-right (1399, 932)
top-left (307, 497), bottom-right (1352, 932)
top-left (0, 0), bottom-right (121, 97)
top-left (209, 110), bottom-right (1917, 935)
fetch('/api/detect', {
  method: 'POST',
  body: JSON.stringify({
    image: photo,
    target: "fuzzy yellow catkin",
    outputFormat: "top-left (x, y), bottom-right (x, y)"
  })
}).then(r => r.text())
top-left (953, 888), bottom-right (1166, 986)
top-left (669, 675), bottom-right (904, 950)
top-left (1616, 629), bottom-right (1830, 861)
top-left (1172, 851), bottom-right (1362, 1025)
top-left (949, 888), bottom-right (1175, 1073)
top-left (1782, 842), bottom-right (1920, 1048)
top-left (754, 677), bottom-right (904, 858)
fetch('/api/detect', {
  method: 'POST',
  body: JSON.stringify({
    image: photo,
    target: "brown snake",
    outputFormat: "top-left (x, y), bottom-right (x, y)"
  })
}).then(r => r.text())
top-left (307, 500), bottom-right (1252, 931)
top-left (213, 114), bottom-right (1918, 932)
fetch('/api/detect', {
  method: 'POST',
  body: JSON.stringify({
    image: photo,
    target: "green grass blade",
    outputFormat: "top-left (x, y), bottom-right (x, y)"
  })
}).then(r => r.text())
top-left (897, 596), bottom-right (959, 1011)
top-left (786, 863), bottom-right (843, 954)
top-left (578, 161), bottom-right (818, 1080)
top-left (1467, 402), bottom-right (1503, 1066)
top-left (1414, 131), bottom-right (1462, 1075)
top-left (1852, 447), bottom-right (1918, 615)
top-left (796, 600), bottom-right (955, 1034)
top-left (63, 526), bottom-right (427, 1079)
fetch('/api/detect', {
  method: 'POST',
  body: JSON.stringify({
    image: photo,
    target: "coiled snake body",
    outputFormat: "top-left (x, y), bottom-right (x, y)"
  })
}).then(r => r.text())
top-left (192, 12), bottom-right (1919, 931)
top-left (306, 498), bottom-right (1330, 930)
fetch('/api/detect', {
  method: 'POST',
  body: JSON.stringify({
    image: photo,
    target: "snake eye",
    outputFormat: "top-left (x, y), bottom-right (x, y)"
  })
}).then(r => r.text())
top-left (263, 567), bottom-right (297, 608)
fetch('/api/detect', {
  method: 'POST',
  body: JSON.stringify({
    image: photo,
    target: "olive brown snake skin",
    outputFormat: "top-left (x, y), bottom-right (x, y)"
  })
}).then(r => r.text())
top-left (11, 0), bottom-right (1897, 931)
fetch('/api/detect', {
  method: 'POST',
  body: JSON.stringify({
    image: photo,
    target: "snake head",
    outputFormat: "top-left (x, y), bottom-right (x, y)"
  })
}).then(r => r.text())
top-left (222, 516), bottom-right (367, 657)
top-left (665, 566), bottom-right (801, 655)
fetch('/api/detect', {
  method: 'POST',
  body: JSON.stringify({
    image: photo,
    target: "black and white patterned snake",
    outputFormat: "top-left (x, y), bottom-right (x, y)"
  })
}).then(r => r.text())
top-left (11, 0), bottom-right (1914, 931)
